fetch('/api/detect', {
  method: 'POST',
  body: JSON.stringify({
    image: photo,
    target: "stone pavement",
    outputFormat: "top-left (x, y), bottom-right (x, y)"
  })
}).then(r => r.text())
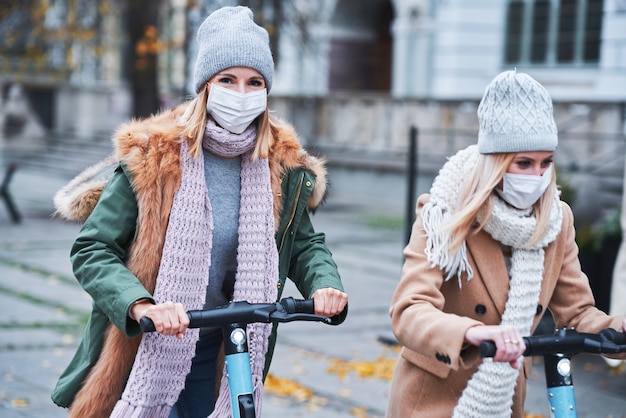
top-left (1, 163), bottom-right (625, 417)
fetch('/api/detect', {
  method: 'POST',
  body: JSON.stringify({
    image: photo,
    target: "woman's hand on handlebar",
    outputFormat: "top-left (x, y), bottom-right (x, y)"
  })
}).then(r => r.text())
top-left (131, 300), bottom-right (190, 340)
top-left (465, 325), bottom-right (526, 369)
top-left (311, 287), bottom-right (348, 317)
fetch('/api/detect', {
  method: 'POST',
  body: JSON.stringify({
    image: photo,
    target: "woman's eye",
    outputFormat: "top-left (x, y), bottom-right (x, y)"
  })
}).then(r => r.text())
top-left (249, 79), bottom-right (264, 87)
top-left (516, 161), bottom-right (531, 169)
top-left (541, 159), bottom-right (554, 168)
top-left (217, 77), bottom-right (233, 84)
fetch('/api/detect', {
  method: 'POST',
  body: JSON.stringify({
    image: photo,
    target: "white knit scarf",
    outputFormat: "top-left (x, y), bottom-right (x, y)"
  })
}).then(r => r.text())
top-left (421, 145), bottom-right (563, 418)
top-left (111, 119), bottom-right (278, 417)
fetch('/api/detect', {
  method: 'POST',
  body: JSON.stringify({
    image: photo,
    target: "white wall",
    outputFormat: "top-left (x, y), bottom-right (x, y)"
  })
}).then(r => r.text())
top-left (429, 0), bottom-right (507, 99)
top-left (55, 86), bottom-right (131, 137)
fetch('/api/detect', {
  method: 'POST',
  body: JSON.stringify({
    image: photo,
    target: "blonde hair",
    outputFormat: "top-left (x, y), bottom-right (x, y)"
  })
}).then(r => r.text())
top-left (182, 83), bottom-right (274, 161)
top-left (446, 153), bottom-right (557, 253)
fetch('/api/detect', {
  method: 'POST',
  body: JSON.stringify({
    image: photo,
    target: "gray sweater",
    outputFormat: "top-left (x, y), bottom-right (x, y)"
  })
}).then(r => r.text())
top-left (202, 149), bottom-right (241, 311)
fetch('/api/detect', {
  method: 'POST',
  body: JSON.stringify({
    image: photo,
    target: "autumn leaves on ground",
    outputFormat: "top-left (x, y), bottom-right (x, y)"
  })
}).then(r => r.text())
top-left (263, 345), bottom-right (626, 418)
top-left (264, 345), bottom-right (399, 418)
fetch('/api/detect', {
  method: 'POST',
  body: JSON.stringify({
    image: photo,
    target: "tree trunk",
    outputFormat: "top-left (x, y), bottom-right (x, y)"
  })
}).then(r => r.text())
top-left (127, 0), bottom-right (161, 118)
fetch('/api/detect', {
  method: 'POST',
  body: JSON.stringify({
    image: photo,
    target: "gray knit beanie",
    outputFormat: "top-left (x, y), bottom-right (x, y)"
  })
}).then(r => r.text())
top-left (193, 6), bottom-right (274, 94)
top-left (477, 70), bottom-right (558, 154)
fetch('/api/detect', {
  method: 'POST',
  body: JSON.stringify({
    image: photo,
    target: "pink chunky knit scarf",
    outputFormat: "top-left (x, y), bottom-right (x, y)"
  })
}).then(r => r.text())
top-left (111, 120), bottom-right (278, 417)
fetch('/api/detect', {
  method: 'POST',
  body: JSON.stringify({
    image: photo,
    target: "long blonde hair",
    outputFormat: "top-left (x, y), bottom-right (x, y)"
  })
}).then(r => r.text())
top-left (446, 153), bottom-right (557, 253)
top-left (181, 83), bottom-right (274, 161)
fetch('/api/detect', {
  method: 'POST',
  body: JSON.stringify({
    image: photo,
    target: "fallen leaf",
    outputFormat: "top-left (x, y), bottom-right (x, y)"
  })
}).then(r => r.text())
top-left (12, 398), bottom-right (29, 408)
top-left (264, 373), bottom-right (313, 402)
top-left (583, 362), bottom-right (600, 372)
top-left (350, 406), bottom-right (369, 417)
top-left (327, 357), bottom-right (397, 381)
top-left (309, 395), bottom-right (327, 406)
top-left (339, 388), bottom-right (352, 397)
top-left (608, 362), bottom-right (626, 376)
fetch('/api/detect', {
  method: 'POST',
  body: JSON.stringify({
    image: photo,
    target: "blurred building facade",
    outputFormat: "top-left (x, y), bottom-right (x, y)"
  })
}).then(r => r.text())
top-left (270, 0), bottom-right (626, 228)
top-left (1, 1), bottom-right (625, 218)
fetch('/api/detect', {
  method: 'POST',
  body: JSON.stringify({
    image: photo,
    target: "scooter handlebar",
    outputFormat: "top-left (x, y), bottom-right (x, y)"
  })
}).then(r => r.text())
top-left (139, 297), bottom-right (346, 332)
top-left (479, 328), bottom-right (626, 358)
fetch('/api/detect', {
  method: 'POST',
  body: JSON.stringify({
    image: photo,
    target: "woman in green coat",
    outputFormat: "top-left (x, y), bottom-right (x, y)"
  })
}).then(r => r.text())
top-left (51, 6), bottom-right (347, 418)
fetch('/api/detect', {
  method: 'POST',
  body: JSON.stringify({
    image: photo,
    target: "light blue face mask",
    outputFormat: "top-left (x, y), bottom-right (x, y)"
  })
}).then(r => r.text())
top-left (495, 166), bottom-right (552, 209)
top-left (206, 84), bottom-right (267, 134)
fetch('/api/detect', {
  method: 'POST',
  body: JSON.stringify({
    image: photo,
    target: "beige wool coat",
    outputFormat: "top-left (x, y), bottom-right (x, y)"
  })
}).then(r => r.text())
top-left (386, 194), bottom-right (625, 418)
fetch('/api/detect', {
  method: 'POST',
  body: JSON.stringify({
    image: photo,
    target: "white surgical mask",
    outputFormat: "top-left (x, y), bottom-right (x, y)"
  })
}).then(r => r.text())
top-left (206, 84), bottom-right (267, 134)
top-left (495, 166), bottom-right (552, 209)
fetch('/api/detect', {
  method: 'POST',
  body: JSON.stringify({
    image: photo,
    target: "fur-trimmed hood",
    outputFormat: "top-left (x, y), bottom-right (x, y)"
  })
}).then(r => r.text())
top-left (53, 104), bottom-right (328, 225)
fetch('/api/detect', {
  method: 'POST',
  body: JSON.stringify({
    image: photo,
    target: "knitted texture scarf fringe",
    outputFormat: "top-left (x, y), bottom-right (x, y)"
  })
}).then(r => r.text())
top-left (421, 145), bottom-right (563, 417)
top-left (421, 146), bottom-right (479, 285)
top-left (111, 120), bottom-right (278, 417)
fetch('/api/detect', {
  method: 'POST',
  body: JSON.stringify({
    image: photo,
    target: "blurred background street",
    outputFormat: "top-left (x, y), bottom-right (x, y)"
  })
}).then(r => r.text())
top-left (1, 0), bottom-right (626, 417)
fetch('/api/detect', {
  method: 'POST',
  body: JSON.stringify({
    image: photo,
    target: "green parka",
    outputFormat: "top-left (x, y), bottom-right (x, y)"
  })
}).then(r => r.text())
top-left (50, 105), bottom-right (343, 411)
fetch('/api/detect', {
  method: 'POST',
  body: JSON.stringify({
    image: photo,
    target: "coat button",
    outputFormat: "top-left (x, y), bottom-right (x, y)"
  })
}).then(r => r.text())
top-left (536, 304), bottom-right (543, 315)
top-left (435, 352), bottom-right (451, 364)
top-left (277, 282), bottom-right (282, 289)
top-left (305, 181), bottom-right (312, 187)
top-left (475, 304), bottom-right (487, 316)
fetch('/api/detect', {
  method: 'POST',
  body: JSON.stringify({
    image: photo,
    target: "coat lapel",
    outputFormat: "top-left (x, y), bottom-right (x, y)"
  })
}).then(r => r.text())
top-left (466, 230), bottom-right (510, 317)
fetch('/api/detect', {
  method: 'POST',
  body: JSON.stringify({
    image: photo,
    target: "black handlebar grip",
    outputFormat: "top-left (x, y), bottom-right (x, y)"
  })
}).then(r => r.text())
top-left (295, 298), bottom-right (315, 314)
top-left (328, 303), bottom-right (348, 326)
top-left (139, 317), bottom-right (156, 333)
top-left (479, 341), bottom-right (497, 357)
top-left (282, 297), bottom-right (347, 325)
top-left (599, 328), bottom-right (626, 345)
top-left (279, 297), bottom-right (315, 314)
top-left (297, 298), bottom-right (348, 325)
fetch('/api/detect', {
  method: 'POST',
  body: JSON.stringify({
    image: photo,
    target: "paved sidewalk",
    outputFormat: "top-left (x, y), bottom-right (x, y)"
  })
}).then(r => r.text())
top-left (1, 164), bottom-right (625, 417)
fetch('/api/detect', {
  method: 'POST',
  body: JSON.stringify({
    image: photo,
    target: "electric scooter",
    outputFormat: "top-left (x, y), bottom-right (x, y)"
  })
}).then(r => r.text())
top-left (140, 297), bottom-right (344, 418)
top-left (480, 327), bottom-right (626, 418)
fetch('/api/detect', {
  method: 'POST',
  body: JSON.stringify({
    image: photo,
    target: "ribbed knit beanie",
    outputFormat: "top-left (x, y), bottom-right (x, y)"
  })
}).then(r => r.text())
top-left (193, 6), bottom-right (274, 94)
top-left (477, 70), bottom-right (558, 154)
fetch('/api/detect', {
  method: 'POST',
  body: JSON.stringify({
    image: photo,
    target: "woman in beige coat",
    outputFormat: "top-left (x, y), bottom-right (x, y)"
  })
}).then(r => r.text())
top-left (386, 71), bottom-right (626, 418)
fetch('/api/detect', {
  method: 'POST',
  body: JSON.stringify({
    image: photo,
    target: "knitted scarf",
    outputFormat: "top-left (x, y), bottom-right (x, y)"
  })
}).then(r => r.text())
top-left (110, 118), bottom-right (278, 417)
top-left (421, 145), bottom-right (563, 418)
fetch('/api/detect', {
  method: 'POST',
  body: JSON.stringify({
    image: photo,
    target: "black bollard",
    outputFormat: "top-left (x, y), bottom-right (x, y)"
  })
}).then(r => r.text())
top-left (1, 163), bottom-right (22, 224)
top-left (405, 126), bottom-right (418, 245)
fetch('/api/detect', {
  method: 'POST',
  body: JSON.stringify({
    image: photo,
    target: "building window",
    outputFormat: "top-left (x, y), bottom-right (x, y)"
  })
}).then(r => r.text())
top-left (504, 0), bottom-right (604, 66)
top-left (531, 0), bottom-right (550, 62)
